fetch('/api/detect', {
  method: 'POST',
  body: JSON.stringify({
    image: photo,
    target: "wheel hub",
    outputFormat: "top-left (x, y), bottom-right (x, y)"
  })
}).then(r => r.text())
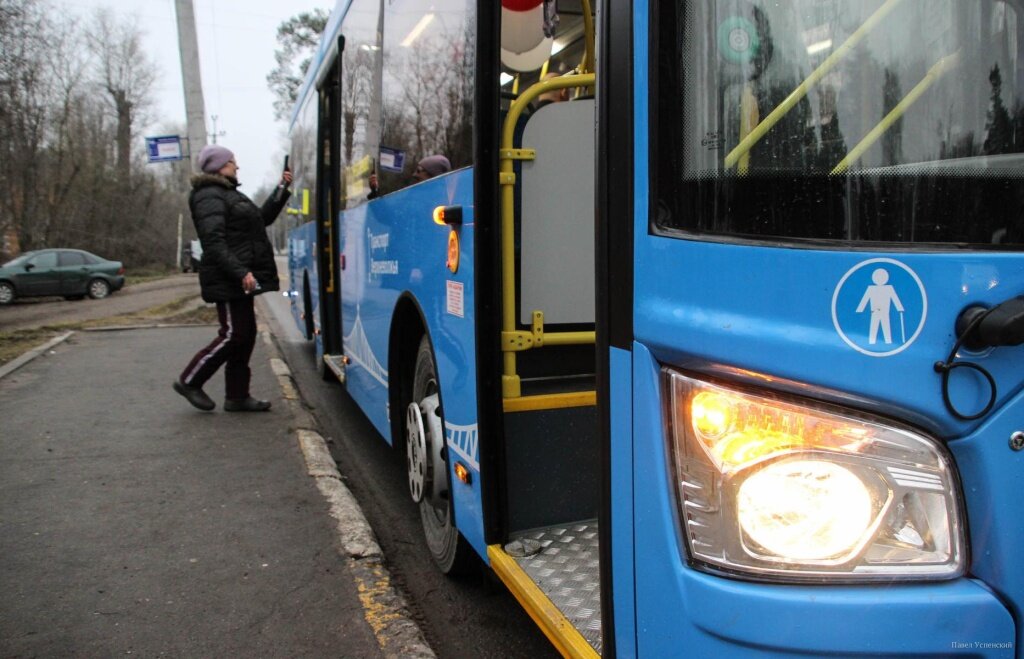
top-left (417, 393), bottom-right (448, 505)
top-left (406, 402), bottom-right (427, 503)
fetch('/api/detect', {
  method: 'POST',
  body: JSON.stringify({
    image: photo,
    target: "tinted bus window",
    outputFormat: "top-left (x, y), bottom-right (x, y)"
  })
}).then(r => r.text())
top-left (656, 0), bottom-right (1024, 246)
top-left (378, 0), bottom-right (475, 195)
top-left (292, 93), bottom-right (319, 220)
top-left (340, 0), bottom-right (383, 206)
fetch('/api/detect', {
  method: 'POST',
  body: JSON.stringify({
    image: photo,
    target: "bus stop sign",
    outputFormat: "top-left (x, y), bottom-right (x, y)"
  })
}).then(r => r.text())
top-left (145, 135), bottom-right (184, 163)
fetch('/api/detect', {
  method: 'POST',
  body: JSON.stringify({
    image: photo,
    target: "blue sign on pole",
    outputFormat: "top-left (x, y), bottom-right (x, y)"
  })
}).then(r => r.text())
top-left (379, 146), bottom-right (406, 173)
top-left (145, 135), bottom-right (184, 163)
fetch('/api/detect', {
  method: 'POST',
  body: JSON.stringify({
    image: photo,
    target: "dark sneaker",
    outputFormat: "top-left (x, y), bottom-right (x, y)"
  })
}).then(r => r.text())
top-left (173, 380), bottom-right (215, 411)
top-left (224, 397), bottom-right (271, 412)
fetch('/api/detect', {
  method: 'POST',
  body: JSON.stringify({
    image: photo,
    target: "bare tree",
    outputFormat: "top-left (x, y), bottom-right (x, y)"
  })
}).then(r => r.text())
top-left (0, 0), bottom-right (54, 253)
top-left (85, 8), bottom-right (157, 184)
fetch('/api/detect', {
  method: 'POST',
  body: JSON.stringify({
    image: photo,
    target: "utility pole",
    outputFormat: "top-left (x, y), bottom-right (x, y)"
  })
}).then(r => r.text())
top-left (174, 0), bottom-right (207, 168)
top-left (209, 114), bottom-right (226, 144)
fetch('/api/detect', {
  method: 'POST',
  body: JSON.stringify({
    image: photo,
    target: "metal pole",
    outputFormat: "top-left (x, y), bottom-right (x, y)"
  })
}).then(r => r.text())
top-left (176, 213), bottom-right (183, 269)
top-left (174, 0), bottom-right (207, 170)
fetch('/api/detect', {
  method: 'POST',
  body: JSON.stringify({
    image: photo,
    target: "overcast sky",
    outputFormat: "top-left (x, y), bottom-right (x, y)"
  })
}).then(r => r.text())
top-left (62, 0), bottom-right (333, 194)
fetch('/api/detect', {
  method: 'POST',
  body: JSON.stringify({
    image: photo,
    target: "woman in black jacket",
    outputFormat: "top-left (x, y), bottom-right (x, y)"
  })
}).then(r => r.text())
top-left (174, 145), bottom-right (291, 412)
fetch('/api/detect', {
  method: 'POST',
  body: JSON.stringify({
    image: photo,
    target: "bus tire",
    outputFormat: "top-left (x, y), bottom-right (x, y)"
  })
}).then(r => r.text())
top-left (407, 335), bottom-right (472, 575)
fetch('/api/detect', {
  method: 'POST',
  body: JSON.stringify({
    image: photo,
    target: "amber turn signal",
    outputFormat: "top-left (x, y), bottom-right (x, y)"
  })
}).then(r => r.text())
top-left (433, 205), bottom-right (463, 225)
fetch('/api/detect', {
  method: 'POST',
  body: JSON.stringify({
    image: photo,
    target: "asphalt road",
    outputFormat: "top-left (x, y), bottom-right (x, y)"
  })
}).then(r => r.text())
top-left (0, 274), bottom-right (202, 333)
top-left (258, 286), bottom-right (558, 658)
top-left (0, 326), bottom-right (382, 658)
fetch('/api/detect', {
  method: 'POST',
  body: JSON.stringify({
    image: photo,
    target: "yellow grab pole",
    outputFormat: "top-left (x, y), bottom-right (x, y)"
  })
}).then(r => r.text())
top-left (724, 0), bottom-right (906, 169)
top-left (542, 331), bottom-right (596, 346)
top-left (581, 0), bottom-right (595, 76)
top-left (500, 73), bottom-right (596, 398)
top-left (831, 51), bottom-right (960, 175)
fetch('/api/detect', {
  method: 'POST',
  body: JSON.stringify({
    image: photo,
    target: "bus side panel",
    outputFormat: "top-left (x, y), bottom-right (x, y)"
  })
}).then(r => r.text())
top-left (340, 169), bottom-right (486, 558)
top-left (288, 220), bottom-right (320, 342)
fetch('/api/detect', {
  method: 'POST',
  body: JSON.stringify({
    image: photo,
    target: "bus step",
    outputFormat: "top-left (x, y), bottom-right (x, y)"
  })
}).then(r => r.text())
top-left (489, 520), bottom-right (601, 656)
top-left (322, 354), bottom-right (347, 383)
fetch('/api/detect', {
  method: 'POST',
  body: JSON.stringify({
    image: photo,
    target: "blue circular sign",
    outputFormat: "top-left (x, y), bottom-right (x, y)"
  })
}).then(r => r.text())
top-left (831, 258), bottom-right (928, 357)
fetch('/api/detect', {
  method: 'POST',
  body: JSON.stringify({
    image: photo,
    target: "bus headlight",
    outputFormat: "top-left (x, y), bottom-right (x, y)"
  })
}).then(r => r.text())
top-left (666, 369), bottom-right (966, 581)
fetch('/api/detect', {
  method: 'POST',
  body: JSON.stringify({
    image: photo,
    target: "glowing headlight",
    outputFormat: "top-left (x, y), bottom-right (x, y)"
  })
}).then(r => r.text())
top-left (737, 460), bottom-right (872, 561)
top-left (666, 369), bottom-right (965, 582)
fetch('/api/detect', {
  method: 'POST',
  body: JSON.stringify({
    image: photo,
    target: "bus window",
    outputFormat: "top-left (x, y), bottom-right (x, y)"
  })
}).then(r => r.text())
top-left (377, 0), bottom-right (474, 196)
top-left (339, 0), bottom-right (382, 207)
top-left (656, 0), bottom-right (1024, 246)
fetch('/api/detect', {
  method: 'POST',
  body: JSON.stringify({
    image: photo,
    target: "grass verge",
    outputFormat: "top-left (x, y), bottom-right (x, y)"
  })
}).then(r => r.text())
top-left (0, 295), bottom-right (217, 366)
top-left (125, 264), bottom-right (182, 286)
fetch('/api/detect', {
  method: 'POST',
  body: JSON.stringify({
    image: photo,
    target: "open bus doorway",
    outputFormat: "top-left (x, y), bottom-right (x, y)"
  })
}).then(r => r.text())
top-left (488, 1), bottom-right (605, 653)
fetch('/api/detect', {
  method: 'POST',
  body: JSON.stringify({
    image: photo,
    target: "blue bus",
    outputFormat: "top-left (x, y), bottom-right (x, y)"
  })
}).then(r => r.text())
top-left (286, 0), bottom-right (1023, 655)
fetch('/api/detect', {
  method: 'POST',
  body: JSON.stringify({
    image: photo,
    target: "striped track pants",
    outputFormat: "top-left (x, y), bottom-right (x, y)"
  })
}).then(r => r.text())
top-left (179, 296), bottom-right (257, 400)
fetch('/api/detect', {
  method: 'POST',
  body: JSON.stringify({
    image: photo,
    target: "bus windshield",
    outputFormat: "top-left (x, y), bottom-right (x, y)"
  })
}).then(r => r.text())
top-left (656, 0), bottom-right (1024, 246)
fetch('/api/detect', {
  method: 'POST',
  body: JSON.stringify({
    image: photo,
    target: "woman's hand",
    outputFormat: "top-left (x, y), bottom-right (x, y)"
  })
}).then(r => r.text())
top-left (242, 272), bottom-right (258, 293)
top-left (281, 170), bottom-right (293, 187)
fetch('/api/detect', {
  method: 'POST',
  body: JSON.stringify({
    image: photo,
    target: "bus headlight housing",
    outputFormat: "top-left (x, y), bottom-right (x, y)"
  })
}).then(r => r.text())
top-left (666, 369), bottom-right (966, 581)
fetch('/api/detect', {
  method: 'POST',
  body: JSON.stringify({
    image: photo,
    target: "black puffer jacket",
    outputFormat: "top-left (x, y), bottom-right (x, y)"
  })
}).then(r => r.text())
top-left (189, 174), bottom-right (289, 302)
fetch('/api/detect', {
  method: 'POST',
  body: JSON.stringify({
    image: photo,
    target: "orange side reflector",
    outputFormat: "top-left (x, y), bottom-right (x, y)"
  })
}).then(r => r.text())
top-left (447, 230), bottom-right (460, 274)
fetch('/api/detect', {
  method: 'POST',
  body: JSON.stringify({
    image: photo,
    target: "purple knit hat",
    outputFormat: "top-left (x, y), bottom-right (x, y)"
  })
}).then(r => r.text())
top-left (198, 145), bottom-right (235, 174)
top-left (417, 155), bottom-right (451, 178)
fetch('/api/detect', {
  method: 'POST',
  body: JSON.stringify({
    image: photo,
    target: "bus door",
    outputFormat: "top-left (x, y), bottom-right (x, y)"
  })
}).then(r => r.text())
top-left (315, 52), bottom-right (344, 378)
top-left (627, 0), bottom-right (1023, 656)
top-left (485, 2), bottom-right (607, 655)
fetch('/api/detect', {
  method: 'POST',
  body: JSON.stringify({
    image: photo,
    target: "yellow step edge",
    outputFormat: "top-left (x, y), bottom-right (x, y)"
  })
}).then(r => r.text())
top-left (488, 545), bottom-right (600, 658)
top-left (503, 390), bottom-right (597, 413)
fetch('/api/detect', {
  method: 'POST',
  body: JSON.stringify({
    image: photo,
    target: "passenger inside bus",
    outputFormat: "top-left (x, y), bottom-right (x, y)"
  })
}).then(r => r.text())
top-left (534, 72), bottom-right (569, 108)
top-left (367, 154), bottom-right (451, 199)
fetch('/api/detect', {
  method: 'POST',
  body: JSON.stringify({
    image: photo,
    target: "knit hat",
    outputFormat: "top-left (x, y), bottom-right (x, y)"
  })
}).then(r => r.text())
top-left (418, 155), bottom-right (451, 178)
top-left (198, 145), bottom-right (235, 174)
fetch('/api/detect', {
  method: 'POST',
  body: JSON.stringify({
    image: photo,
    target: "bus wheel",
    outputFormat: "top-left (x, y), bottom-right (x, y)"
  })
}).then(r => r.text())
top-left (407, 335), bottom-right (471, 574)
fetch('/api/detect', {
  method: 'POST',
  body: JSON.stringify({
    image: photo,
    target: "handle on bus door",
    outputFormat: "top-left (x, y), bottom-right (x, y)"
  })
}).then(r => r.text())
top-left (933, 298), bottom-right (1024, 421)
top-left (956, 297), bottom-right (1024, 351)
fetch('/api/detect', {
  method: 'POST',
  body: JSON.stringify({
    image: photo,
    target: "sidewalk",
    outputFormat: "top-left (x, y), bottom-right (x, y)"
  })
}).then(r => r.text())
top-left (0, 326), bottom-right (388, 657)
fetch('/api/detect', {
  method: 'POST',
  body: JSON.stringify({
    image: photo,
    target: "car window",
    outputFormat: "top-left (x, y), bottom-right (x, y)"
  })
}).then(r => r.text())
top-left (2, 254), bottom-right (32, 267)
top-left (81, 252), bottom-right (101, 264)
top-left (59, 251), bottom-right (87, 266)
top-left (28, 252), bottom-right (58, 268)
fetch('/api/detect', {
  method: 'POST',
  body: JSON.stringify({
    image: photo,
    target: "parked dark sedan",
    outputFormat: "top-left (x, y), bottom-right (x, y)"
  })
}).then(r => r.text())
top-left (0, 249), bottom-right (125, 305)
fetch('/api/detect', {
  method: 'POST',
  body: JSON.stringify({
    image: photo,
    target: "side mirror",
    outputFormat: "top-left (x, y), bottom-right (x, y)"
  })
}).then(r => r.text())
top-left (24, 263), bottom-right (34, 271)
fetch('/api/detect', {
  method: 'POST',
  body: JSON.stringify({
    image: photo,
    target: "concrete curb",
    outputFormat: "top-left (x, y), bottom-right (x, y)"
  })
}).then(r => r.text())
top-left (258, 329), bottom-right (436, 659)
top-left (0, 331), bottom-right (75, 381)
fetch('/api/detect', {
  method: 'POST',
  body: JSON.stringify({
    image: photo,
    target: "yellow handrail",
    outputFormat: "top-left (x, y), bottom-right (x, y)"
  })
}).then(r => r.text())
top-left (724, 0), bottom-right (906, 170)
top-left (581, 0), bottom-right (595, 76)
top-left (499, 73), bottom-right (596, 398)
top-left (831, 51), bottom-right (960, 175)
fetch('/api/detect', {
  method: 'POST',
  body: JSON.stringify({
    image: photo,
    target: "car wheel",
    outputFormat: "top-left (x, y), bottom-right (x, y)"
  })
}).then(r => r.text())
top-left (87, 278), bottom-right (111, 299)
top-left (0, 281), bottom-right (14, 305)
top-left (406, 335), bottom-right (472, 575)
